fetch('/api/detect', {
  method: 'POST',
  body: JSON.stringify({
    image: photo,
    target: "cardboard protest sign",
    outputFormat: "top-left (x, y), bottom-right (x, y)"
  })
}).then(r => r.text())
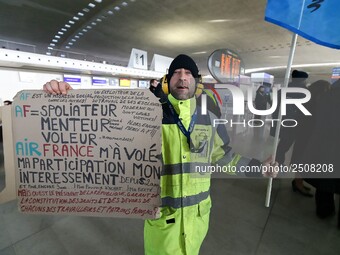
top-left (12, 89), bottom-right (162, 219)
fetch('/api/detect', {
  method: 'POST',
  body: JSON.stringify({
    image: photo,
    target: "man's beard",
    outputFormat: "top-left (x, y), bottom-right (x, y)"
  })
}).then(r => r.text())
top-left (170, 81), bottom-right (196, 100)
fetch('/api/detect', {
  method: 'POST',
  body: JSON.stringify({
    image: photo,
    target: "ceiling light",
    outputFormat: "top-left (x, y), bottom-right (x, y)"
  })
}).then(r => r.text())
top-left (78, 32), bottom-right (84, 35)
top-left (69, 20), bottom-right (75, 24)
top-left (73, 16), bottom-right (79, 20)
top-left (114, 6), bottom-right (120, 11)
top-left (52, 39), bottom-right (58, 42)
top-left (82, 29), bottom-right (88, 32)
top-left (55, 35), bottom-right (61, 38)
top-left (78, 12), bottom-right (84, 16)
top-left (83, 8), bottom-right (90, 12)
top-left (107, 10), bottom-right (114, 15)
top-left (65, 24), bottom-right (71, 28)
top-left (207, 19), bottom-right (233, 23)
top-left (61, 28), bottom-right (67, 31)
top-left (122, 2), bottom-right (128, 6)
top-left (268, 56), bottom-right (283, 59)
top-left (88, 3), bottom-right (96, 8)
top-left (94, 0), bottom-right (102, 2)
top-left (50, 43), bottom-right (56, 46)
top-left (245, 62), bottom-right (340, 74)
top-left (152, 25), bottom-right (202, 46)
top-left (192, 51), bottom-right (207, 55)
top-left (295, 62), bottom-right (340, 68)
top-left (91, 22), bottom-right (97, 25)
top-left (202, 74), bottom-right (213, 79)
top-left (58, 31), bottom-right (64, 35)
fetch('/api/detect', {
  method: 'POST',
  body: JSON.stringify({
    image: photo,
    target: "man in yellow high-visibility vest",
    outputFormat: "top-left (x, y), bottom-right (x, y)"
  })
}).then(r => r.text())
top-left (142, 54), bottom-right (275, 255)
top-left (43, 54), bottom-right (276, 255)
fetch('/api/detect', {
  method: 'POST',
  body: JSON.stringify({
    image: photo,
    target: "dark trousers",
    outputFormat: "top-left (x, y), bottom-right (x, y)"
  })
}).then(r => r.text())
top-left (315, 189), bottom-right (335, 218)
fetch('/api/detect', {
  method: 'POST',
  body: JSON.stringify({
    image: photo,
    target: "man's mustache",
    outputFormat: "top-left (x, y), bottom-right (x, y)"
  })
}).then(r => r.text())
top-left (175, 81), bottom-right (189, 88)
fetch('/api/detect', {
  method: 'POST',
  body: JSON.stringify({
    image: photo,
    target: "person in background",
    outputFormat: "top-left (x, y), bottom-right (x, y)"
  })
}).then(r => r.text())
top-left (253, 85), bottom-right (271, 139)
top-left (149, 78), bottom-right (159, 93)
top-left (272, 70), bottom-right (309, 166)
top-left (254, 85), bottom-right (271, 118)
top-left (271, 69), bottom-right (309, 139)
top-left (301, 79), bottom-right (340, 227)
top-left (43, 54), bottom-right (277, 255)
top-left (0, 100), bottom-right (12, 142)
top-left (149, 78), bottom-right (166, 99)
top-left (290, 80), bottom-right (330, 197)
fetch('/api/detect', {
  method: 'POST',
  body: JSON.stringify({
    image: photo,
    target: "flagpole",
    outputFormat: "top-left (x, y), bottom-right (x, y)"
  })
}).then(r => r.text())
top-left (265, 32), bottom-right (298, 207)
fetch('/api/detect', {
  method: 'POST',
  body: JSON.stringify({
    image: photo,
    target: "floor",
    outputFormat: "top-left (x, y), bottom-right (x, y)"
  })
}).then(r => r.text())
top-left (0, 121), bottom-right (339, 255)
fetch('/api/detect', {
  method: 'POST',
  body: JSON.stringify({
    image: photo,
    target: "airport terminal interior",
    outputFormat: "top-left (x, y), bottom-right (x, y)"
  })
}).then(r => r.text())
top-left (0, 0), bottom-right (340, 254)
top-left (0, 127), bottom-right (339, 255)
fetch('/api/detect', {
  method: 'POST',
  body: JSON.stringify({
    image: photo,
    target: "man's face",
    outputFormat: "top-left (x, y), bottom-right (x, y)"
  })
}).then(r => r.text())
top-left (151, 80), bottom-right (158, 87)
top-left (169, 68), bottom-right (196, 100)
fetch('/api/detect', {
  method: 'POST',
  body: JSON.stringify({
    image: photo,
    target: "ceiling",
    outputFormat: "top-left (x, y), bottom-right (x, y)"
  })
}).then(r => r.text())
top-left (0, 0), bottom-right (339, 82)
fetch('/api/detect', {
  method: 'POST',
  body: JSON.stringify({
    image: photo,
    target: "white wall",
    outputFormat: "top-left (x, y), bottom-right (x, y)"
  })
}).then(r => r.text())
top-left (0, 49), bottom-right (164, 103)
top-left (0, 68), bottom-right (62, 102)
top-left (0, 68), bottom-right (143, 103)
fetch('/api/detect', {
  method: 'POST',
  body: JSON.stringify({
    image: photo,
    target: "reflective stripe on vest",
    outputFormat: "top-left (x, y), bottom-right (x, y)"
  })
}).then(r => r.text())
top-left (162, 162), bottom-right (212, 175)
top-left (160, 96), bottom-right (242, 209)
top-left (161, 189), bottom-right (210, 208)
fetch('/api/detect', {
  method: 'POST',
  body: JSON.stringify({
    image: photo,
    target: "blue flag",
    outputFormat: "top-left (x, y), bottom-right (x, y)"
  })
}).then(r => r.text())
top-left (265, 0), bottom-right (340, 49)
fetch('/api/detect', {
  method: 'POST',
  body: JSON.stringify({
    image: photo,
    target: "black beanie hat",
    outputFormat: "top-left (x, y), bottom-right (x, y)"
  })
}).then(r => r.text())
top-left (292, 70), bottom-right (308, 79)
top-left (167, 54), bottom-right (199, 81)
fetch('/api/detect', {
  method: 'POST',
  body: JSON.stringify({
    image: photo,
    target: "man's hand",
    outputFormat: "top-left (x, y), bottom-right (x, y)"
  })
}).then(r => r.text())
top-left (43, 80), bottom-right (73, 95)
top-left (262, 155), bottom-right (279, 178)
